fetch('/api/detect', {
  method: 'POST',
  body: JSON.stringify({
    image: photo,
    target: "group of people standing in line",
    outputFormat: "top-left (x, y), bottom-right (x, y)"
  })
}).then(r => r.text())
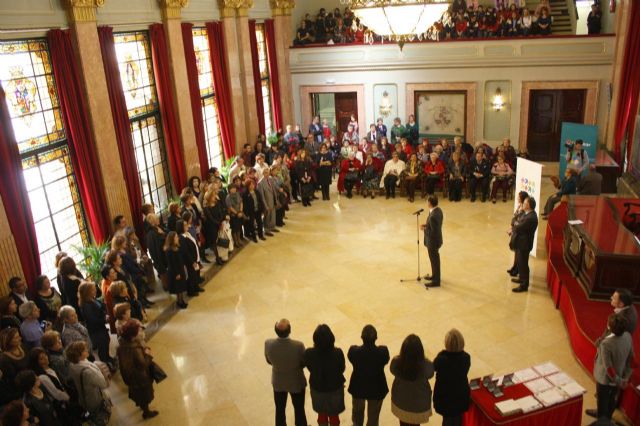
top-left (265, 320), bottom-right (470, 426)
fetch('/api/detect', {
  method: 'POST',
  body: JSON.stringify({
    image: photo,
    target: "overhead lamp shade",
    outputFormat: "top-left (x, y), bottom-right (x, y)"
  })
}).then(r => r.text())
top-left (353, 2), bottom-right (449, 37)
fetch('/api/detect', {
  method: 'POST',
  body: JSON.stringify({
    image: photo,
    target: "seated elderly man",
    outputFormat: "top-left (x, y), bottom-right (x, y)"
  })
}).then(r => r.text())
top-left (542, 168), bottom-right (578, 219)
top-left (380, 151), bottom-right (405, 199)
top-left (423, 152), bottom-right (445, 196)
top-left (469, 151), bottom-right (491, 202)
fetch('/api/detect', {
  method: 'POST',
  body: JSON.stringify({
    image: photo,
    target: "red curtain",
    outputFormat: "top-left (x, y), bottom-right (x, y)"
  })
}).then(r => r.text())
top-left (613, 0), bottom-right (640, 165)
top-left (181, 22), bottom-right (210, 176)
top-left (149, 23), bottom-right (187, 190)
top-left (47, 30), bottom-right (111, 244)
top-left (264, 19), bottom-right (283, 133)
top-left (248, 20), bottom-right (265, 136)
top-left (0, 86), bottom-right (41, 289)
top-left (206, 21), bottom-right (236, 159)
top-left (97, 26), bottom-right (144, 241)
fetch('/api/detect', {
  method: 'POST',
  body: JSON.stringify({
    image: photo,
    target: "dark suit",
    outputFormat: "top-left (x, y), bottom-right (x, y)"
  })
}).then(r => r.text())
top-left (347, 343), bottom-right (389, 426)
top-left (619, 305), bottom-right (638, 335)
top-left (577, 170), bottom-right (603, 195)
top-left (512, 210), bottom-right (538, 288)
top-left (424, 207), bottom-right (443, 283)
top-left (265, 337), bottom-right (308, 426)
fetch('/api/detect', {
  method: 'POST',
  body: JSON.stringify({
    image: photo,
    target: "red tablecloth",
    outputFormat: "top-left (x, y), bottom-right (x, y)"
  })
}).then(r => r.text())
top-left (463, 382), bottom-right (583, 426)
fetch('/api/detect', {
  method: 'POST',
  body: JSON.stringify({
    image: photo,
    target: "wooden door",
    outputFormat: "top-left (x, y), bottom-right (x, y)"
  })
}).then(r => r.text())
top-left (334, 92), bottom-right (358, 141)
top-left (527, 89), bottom-right (586, 161)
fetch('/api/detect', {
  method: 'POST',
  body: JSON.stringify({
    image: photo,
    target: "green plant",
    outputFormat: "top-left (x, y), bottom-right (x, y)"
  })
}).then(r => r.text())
top-left (267, 133), bottom-right (278, 147)
top-left (220, 155), bottom-right (238, 187)
top-left (73, 241), bottom-right (110, 282)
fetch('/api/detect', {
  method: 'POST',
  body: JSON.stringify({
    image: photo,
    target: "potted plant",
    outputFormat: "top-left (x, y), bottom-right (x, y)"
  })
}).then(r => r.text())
top-left (267, 133), bottom-right (279, 147)
top-left (220, 155), bottom-right (238, 187)
top-left (73, 241), bottom-right (110, 282)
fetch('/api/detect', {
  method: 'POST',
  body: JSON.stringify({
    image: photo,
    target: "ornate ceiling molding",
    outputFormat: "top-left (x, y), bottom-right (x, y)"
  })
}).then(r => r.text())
top-left (158, 0), bottom-right (190, 20)
top-left (270, 0), bottom-right (294, 16)
top-left (66, 0), bottom-right (105, 23)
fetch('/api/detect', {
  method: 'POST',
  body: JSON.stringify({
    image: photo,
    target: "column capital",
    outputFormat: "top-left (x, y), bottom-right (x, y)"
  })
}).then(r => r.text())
top-left (218, 0), bottom-right (253, 17)
top-left (157, 0), bottom-right (189, 20)
top-left (65, 0), bottom-right (105, 23)
top-left (270, 0), bottom-right (294, 16)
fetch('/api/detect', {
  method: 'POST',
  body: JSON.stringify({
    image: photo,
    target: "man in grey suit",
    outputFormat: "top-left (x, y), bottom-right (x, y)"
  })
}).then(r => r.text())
top-left (421, 195), bottom-right (443, 288)
top-left (265, 319), bottom-right (308, 426)
top-left (511, 197), bottom-right (538, 293)
top-left (577, 164), bottom-right (603, 195)
top-left (258, 167), bottom-right (279, 236)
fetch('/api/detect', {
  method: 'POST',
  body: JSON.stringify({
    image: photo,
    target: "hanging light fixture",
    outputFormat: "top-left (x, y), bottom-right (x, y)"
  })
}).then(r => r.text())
top-left (492, 87), bottom-right (505, 112)
top-left (345, 0), bottom-right (451, 49)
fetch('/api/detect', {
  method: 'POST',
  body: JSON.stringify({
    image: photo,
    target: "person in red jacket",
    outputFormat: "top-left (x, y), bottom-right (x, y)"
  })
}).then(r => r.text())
top-left (423, 153), bottom-right (445, 196)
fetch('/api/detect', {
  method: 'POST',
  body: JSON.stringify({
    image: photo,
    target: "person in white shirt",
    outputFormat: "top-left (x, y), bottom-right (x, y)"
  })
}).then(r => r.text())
top-left (254, 154), bottom-right (270, 181)
top-left (380, 152), bottom-right (406, 199)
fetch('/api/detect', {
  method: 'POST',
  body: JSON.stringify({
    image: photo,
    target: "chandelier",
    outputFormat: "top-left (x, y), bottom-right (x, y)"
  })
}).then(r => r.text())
top-left (344, 0), bottom-right (450, 48)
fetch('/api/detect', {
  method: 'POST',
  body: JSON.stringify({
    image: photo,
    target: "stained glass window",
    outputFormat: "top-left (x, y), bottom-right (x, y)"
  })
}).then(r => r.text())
top-left (255, 23), bottom-right (273, 136)
top-left (0, 39), bottom-right (89, 283)
top-left (192, 27), bottom-right (224, 169)
top-left (114, 31), bottom-right (172, 212)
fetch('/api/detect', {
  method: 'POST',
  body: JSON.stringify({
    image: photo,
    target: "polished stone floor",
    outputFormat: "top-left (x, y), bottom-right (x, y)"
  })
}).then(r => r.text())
top-left (106, 180), bottom-right (611, 426)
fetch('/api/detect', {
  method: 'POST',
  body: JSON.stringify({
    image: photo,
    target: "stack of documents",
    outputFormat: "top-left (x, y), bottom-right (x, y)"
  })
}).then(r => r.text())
top-left (513, 368), bottom-right (540, 384)
top-left (536, 388), bottom-right (568, 407)
top-left (532, 362), bottom-right (560, 376)
top-left (524, 377), bottom-right (554, 394)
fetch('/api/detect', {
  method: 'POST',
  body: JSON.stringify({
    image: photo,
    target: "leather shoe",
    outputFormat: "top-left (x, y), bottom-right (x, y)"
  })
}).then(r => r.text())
top-left (584, 409), bottom-right (597, 418)
top-left (265, 232), bottom-right (274, 237)
top-left (272, 229), bottom-right (280, 233)
top-left (506, 268), bottom-right (514, 274)
top-left (509, 271), bottom-right (518, 277)
top-left (259, 236), bottom-right (266, 241)
top-left (511, 278), bottom-right (522, 284)
top-left (423, 275), bottom-right (434, 281)
top-left (425, 282), bottom-right (440, 287)
top-left (512, 286), bottom-right (528, 293)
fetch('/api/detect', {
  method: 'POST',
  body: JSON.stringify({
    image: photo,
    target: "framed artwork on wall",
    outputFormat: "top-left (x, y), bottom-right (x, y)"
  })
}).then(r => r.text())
top-left (373, 84), bottom-right (397, 134)
top-left (415, 90), bottom-right (466, 142)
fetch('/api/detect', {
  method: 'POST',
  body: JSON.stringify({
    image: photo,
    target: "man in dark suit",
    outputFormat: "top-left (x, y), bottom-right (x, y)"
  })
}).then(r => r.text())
top-left (8, 277), bottom-right (29, 320)
top-left (347, 325), bottom-right (389, 426)
top-left (511, 198), bottom-right (538, 293)
top-left (577, 164), bottom-right (603, 195)
top-left (611, 289), bottom-right (637, 335)
top-left (265, 319), bottom-right (307, 426)
top-left (422, 195), bottom-right (443, 288)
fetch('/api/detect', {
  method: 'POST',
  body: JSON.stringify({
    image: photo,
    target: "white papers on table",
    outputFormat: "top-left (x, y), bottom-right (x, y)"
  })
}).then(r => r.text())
top-left (515, 395), bottom-right (542, 413)
top-left (495, 399), bottom-right (520, 416)
top-left (513, 368), bottom-right (540, 384)
top-left (536, 387), bottom-right (568, 407)
top-left (532, 362), bottom-right (560, 377)
top-left (559, 381), bottom-right (586, 398)
top-left (524, 377), bottom-right (554, 394)
top-left (546, 372), bottom-right (574, 387)
top-left (568, 220), bottom-right (584, 225)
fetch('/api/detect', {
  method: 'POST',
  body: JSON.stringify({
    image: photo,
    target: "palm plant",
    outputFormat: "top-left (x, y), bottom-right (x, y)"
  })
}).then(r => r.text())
top-left (220, 155), bottom-right (238, 187)
top-left (73, 241), bottom-right (110, 282)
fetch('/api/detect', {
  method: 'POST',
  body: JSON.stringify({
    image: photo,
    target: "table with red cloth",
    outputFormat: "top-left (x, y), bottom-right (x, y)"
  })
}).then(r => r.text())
top-left (463, 382), bottom-right (583, 426)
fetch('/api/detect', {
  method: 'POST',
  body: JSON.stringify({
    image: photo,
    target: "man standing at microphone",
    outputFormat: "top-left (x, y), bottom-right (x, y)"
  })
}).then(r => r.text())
top-left (421, 195), bottom-right (443, 288)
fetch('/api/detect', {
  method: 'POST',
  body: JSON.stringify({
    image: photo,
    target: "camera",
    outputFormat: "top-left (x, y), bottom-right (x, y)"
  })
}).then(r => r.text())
top-left (564, 140), bottom-right (575, 151)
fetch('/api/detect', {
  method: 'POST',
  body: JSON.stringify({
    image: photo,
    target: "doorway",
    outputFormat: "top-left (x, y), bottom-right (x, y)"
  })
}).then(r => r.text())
top-left (311, 92), bottom-right (358, 141)
top-left (527, 89), bottom-right (587, 161)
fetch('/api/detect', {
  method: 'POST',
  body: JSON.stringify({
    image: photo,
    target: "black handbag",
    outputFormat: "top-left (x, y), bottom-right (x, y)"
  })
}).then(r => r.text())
top-left (345, 171), bottom-right (359, 181)
top-left (149, 360), bottom-right (167, 383)
top-left (217, 238), bottom-right (230, 249)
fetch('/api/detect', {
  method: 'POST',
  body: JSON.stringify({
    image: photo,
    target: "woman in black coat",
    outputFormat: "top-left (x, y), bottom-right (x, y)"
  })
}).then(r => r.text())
top-left (316, 144), bottom-right (334, 201)
top-left (177, 216), bottom-right (202, 297)
top-left (203, 189), bottom-right (227, 265)
top-left (304, 324), bottom-right (346, 425)
top-left (242, 179), bottom-right (263, 242)
top-left (57, 257), bottom-right (84, 314)
top-left (295, 149), bottom-right (314, 207)
top-left (78, 282), bottom-right (115, 370)
top-left (144, 213), bottom-right (167, 288)
top-left (433, 329), bottom-right (471, 426)
top-left (164, 231), bottom-right (188, 309)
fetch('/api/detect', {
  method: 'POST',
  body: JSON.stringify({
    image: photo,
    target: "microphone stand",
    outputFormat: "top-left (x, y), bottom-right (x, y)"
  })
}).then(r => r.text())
top-left (400, 209), bottom-right (428, 290)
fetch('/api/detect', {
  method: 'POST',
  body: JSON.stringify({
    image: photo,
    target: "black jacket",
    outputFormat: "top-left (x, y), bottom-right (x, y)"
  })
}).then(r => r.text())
top-left (469, 158), bottom-right (490, 178)
top-left (424, 207), bottom-right (443, 249)
top-left (304, 347), bottom-right (345, 392)
top-left (347, 343), bottom-right (389, 400)
top-left (145, 226), bottom-right (167, 274)
top-left (433, 350), bottom-right (471, 417)
top-left (242, 190), bottom-right (263, 216)
top-left (165, 248), bottom-right (185, 280)
top-left (80, 300), bottom-right (107, 334)
top-left (179, 235), bottom-right (198, 268)
top-left (512, 210), bottom-right (538, 252)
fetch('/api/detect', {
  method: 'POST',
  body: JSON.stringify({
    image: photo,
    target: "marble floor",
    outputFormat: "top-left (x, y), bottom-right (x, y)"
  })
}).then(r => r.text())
top-left (106, 180), bottom-right (616, 426)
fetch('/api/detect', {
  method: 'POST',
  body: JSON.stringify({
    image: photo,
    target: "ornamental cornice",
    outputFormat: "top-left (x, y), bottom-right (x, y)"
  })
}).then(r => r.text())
top-left (270, 0), bottom-right (294, 16)
top-left (158, 0), bottom-right (190, 20)
top-left (66, 0), bottom-right (105, 23)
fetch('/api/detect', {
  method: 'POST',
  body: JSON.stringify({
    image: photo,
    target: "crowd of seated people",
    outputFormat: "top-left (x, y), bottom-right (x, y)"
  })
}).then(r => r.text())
top-left (292, 115), bottom-right (522, 204)
top-left (293, 0), bottom-right (559, 46)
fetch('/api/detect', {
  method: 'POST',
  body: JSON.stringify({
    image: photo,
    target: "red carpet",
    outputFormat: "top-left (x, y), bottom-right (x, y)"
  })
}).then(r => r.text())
top-left (545, 203), bottom-right (640, 424)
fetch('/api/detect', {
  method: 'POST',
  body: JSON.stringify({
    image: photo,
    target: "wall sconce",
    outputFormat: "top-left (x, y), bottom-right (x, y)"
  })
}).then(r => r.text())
top-left (492, 88), bottom-right (505, 112)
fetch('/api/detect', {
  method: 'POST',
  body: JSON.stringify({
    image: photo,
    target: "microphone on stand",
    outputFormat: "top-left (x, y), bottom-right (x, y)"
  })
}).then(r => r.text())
top-left (412, 208), bottom-right (424, 215)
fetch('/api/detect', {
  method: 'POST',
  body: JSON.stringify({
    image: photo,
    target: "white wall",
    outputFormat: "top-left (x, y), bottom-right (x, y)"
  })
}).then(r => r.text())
top-left (290, 37), bottom-right (615, 146)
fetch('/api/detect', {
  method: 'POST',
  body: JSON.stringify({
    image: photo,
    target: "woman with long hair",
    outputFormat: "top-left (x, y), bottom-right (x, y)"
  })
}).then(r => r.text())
top-left (78, 282), bottom-right (115, 370)
top-left (57, 257), bottom-right (84, 314)
top-left (32, 275), bottom-right (62, 324)
top-left (304, 324), bottom-right (346, 426)
top-left (164, 231), bottom-right (188, 309)
top-left (390, 334), bottom-right (434, 425)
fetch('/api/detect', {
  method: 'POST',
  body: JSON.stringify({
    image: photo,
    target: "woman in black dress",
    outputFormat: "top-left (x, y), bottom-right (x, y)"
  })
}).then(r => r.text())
top-left (78, 282), bottom-right (115, 370)
top-left (104, 250), bottom-right (144, 321)
top-left (295, 149), bottom-right (314, 207)
top-left (33, 276), bottom-right (62, 324)
top-left (177, 216), bottom-right (202, 297)
top-left (316, 144), bottom-right (334, 201)
top-left (164, 231), bottom-right (187, 309)
top-left (203, 189), bottom-right (227, 265)
top-left (433, 329), bottom-right (471, 426)
top-left (57, 257), bottom-right (84, 314)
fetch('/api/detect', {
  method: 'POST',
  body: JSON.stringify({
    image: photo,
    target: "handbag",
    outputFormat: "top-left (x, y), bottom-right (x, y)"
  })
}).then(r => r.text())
top-left (217, 238), bottom-right (230, 249)
top-left (149, 360), bottom-right (167, 383)
top-left (345, 171), bottom-right (359, 181)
